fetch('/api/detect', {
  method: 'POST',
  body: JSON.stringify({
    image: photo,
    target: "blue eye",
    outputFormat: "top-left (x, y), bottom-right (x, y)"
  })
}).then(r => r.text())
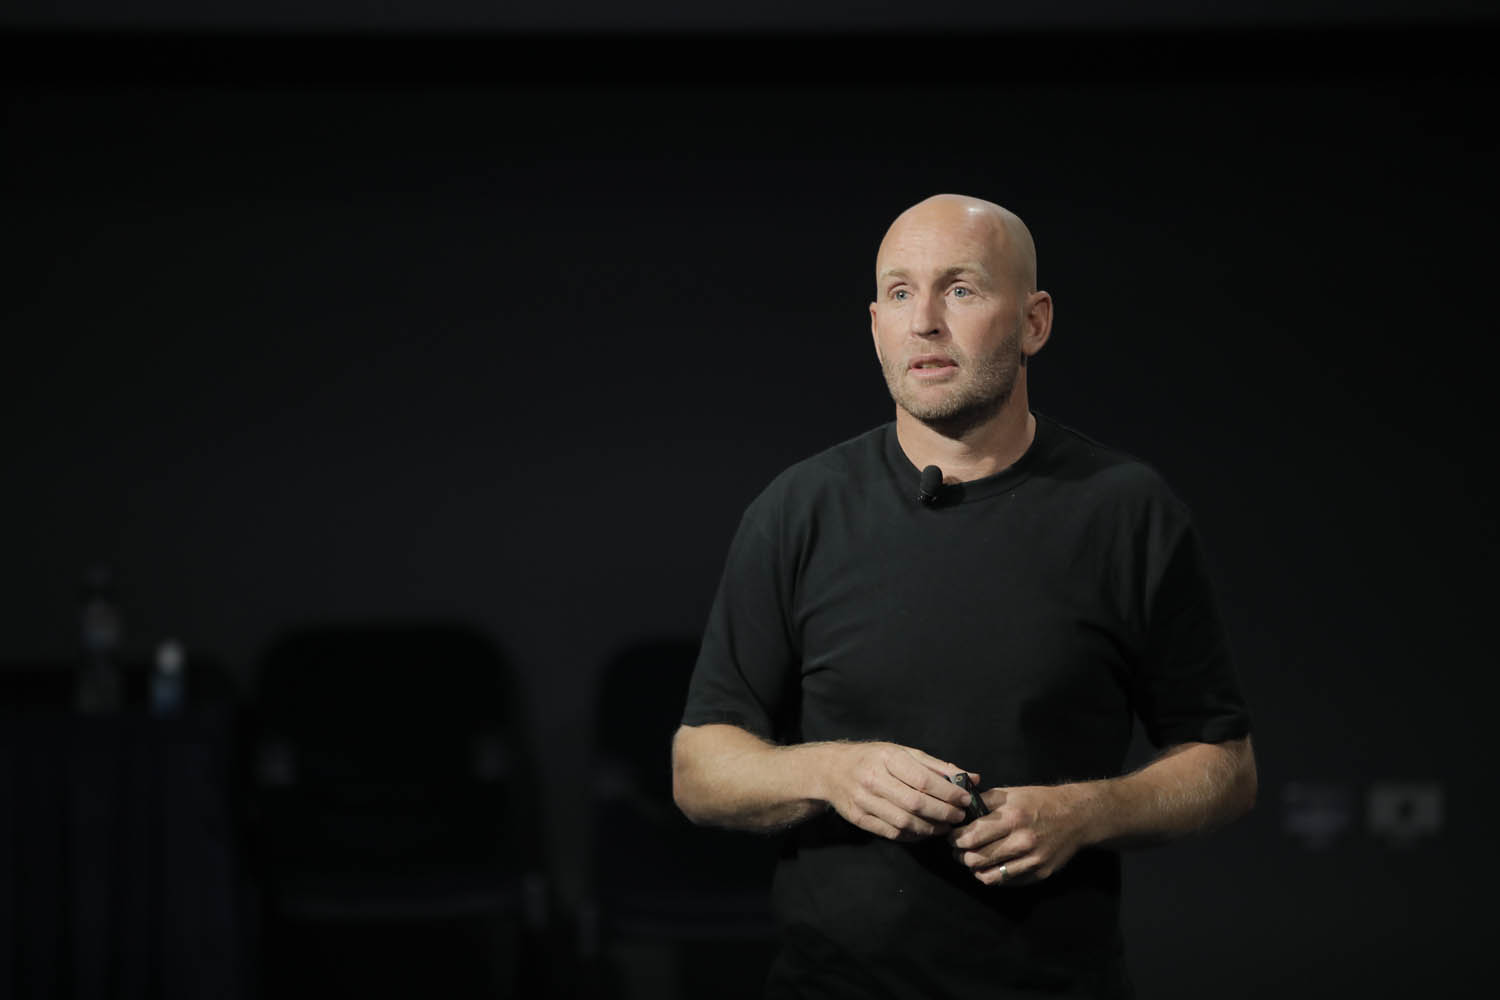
top-left (892, 289), bottom-right (910, 301)
top-left (951, 287), bottom-right (971, 298)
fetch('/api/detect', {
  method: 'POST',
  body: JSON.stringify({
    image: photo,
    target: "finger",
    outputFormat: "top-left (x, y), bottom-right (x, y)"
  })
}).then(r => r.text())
top-left (974, 853), bottom-right (1041, 887)
top-left (978, 788), bottom-right (1008, 811)
top-left (884, 784), bottom-right (960, 832)
top-left (875, 761), bottom-right (968, 826)
top-left (949, 813), bottom-right (1014, 851)
top-left (855, 786), bottom-right (945, 839)
top-left (953, 827), bottom-right (1026, 868)
top-left (894, 822), bottom-right (953, 844)
top-left (885, 753), bottom-right (973, 815)
top-left (955, 842), bottom-right (1014, 870)
top-left (850, 810), bottom-right (907, 842)
top-left (967, 824), bottom-right (1036, 863)
top-left (904, 747), bottom-right (981, 788)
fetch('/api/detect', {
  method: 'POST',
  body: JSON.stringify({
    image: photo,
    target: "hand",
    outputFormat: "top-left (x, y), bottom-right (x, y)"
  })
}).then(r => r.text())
top-left (948, 783), bottom-right (1100, 886)
top-left (820, 742), bottom-right (978, 842)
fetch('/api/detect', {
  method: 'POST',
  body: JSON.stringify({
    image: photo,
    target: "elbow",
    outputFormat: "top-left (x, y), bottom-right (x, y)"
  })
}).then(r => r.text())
top-left (1233, 737), bottom-right (1259, 820)
top-left (670, 728), bottom-right (710, 825)
top-left (671, 767), bottom-right (703, 825)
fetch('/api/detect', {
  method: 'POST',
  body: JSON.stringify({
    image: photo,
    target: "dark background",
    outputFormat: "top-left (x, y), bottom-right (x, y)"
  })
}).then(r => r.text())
top-left (3, 3), bottom-right (1496, 995)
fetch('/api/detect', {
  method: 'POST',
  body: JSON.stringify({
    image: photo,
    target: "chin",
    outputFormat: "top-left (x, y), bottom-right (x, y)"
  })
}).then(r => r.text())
top-left (898, 391), bottom-right (1013, 437)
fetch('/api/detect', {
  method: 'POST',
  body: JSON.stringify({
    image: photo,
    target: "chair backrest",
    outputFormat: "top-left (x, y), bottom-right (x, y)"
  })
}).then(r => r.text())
top-left (591, 637), bottom-right (780, 895)
top-left (594, 636), bottom-right (702, 803)
top-left (247, 621), bottom-right (527, 870)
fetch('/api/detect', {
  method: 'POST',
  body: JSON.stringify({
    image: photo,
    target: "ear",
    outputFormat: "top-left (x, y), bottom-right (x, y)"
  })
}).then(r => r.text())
top-left (1020, 290), bottom-right (1053, 359)
top-left (869, 300), bottom-right (883, 360)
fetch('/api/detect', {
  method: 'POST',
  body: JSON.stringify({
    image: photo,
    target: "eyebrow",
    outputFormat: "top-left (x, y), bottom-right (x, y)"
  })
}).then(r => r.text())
top-left (878, 264), bottom-right (992, 284)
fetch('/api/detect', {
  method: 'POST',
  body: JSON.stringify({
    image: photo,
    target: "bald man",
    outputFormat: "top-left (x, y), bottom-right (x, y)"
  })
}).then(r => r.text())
top-left (673, 195), bottom-right (1255, 998)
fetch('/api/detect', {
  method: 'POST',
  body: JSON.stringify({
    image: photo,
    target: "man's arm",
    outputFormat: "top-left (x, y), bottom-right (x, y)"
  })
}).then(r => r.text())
top-left (950, 735), bottom-right (1257, 885)
top-left (672, 722), bottom-right (979, 842)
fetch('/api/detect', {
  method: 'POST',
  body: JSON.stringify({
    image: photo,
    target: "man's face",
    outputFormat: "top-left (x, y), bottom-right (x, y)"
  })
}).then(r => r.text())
top-left (869, 208), bottom-right (1029, 431)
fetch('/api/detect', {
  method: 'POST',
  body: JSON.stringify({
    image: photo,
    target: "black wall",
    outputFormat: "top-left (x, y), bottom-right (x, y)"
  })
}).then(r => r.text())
top-left (5, 0), bottom-right (1497, 30)
top-left (4, 22), bottom-right (1496, 994)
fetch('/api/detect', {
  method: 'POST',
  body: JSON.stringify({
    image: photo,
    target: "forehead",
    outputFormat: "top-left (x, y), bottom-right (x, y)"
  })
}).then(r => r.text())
top-left (876, 208), bottom-right (1006, 279)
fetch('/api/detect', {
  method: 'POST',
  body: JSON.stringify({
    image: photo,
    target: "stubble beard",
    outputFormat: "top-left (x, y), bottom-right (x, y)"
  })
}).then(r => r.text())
top-left (881, 323), bottom-right (1026, 438)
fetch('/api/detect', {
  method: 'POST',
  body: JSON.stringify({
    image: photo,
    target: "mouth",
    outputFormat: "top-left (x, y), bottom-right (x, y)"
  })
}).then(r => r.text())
top-left (908, 355), bottom-right (958, 378)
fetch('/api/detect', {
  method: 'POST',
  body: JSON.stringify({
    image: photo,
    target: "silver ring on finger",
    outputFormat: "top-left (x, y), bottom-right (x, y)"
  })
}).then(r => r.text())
top-left (997, 864), bottom-right (1008, 881)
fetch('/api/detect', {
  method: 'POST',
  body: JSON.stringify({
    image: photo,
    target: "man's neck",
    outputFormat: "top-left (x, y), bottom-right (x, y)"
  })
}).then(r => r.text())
top-left (893, 393), bottom-right (1036, 485)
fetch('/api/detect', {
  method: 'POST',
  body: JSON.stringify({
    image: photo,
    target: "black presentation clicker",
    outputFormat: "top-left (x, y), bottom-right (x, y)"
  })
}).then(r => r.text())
top-left (949, 773), bottom-right (989, 822)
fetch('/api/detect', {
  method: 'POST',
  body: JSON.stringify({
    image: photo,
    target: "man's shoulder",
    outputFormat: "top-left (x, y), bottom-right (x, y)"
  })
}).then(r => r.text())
top-left (1038, 413), bottom-right (1187, 513)
top-left (783, 423), bottom-right (890, 481)
top-left (744, 423), bottom-right (891, 519)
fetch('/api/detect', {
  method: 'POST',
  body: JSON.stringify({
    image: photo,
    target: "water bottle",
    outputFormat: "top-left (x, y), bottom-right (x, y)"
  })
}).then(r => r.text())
top-left (77, 563), bottom-right (123, 714)
top-left (150, 638), bottom-right (186, 717)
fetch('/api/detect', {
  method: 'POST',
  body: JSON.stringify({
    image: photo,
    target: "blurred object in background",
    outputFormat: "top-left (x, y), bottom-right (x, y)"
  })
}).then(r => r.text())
top-left (150, 638), bottom-right (187, 718)
top-left (241, 622), bottom-right (550, 998)
top-left (1367, 782), bottom-right (1444, 848)
top-left (0, 646), bottom-right (246, 999)
top-left (1282, 781), bottom-right (1355, 851)
top-left (75, 563), bottom-right (123, 715)
top-left (577, 637), bottom-right (779, 1000)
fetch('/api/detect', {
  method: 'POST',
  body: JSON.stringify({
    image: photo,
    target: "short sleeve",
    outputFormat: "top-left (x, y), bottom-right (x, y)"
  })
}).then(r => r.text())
top-left (680, 503), bottom-right (802, 741)
top-left (1131, 515), bottom-right (1253, 748)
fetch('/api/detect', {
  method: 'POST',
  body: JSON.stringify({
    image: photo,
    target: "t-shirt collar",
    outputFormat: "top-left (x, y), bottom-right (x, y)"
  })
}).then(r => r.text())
top-left (882, 411), bottom-right (1053, 505)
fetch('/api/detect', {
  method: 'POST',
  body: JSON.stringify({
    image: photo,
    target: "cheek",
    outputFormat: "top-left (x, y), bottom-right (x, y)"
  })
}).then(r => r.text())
top-left (970, 318), bottom-right (1017, 357)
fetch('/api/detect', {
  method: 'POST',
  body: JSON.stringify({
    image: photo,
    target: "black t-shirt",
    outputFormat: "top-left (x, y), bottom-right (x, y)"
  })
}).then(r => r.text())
top-left (681, 412), bottom-right (1252, 998)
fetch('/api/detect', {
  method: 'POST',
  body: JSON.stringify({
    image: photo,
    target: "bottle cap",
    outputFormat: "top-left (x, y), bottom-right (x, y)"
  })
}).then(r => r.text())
top-left (156, 639), bottom-right (185, 675)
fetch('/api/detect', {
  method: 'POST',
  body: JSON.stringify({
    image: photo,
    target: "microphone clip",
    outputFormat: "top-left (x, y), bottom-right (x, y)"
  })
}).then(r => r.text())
top-left (918, 465), bottom-right (943, 506)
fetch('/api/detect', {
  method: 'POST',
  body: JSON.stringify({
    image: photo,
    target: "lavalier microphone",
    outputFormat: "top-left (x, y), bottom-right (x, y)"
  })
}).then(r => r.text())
top-left (918, 465), bottom-right (943, 506)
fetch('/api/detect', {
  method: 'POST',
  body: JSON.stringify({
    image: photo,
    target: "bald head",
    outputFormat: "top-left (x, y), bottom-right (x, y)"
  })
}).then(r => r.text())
top-left (876, 194), bottom-right (1037, 296)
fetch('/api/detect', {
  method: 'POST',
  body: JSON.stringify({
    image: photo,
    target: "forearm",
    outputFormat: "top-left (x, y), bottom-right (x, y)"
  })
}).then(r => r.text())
top-left (672, 723), bottom-right (835, 832)
top-left (1082, 735), bottom-right (1257, 849)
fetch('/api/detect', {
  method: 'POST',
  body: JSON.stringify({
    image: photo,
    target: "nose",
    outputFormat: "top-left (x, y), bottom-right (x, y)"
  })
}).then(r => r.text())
top-left (908, 291), bottom-right (944, 338)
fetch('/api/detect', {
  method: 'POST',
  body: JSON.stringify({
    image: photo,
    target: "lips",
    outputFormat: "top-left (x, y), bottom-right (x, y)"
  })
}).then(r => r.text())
top-left (908, 355), bottom-right (957, 371)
